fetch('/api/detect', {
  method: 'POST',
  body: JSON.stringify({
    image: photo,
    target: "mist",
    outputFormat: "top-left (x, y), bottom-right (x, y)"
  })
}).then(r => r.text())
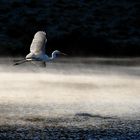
top-left (0, 57), bottom-right (140, 126)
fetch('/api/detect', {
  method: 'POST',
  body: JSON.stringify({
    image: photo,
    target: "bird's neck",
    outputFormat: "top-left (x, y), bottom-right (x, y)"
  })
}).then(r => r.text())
top-left (51, 51), bottom-right (57, 60)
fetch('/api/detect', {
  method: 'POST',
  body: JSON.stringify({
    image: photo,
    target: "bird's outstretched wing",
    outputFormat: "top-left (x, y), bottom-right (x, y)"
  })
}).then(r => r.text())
top-left (30, 31), bottom-right (47, 55)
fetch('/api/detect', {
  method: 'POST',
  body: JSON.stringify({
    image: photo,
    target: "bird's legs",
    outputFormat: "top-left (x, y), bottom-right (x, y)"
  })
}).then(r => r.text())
top-left (13, 59), bottom-right (29, 65)
top-left (13, 58), bottom-right (26, 62)
top-left (13, 57), bottom-right (46, 67)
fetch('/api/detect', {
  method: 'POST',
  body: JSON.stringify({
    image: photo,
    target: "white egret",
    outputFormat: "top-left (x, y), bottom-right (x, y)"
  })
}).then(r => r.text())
top-left (14, 31), bottom-right (66, 66)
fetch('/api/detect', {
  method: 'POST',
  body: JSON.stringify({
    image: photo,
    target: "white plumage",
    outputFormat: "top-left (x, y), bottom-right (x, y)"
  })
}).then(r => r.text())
top-left (30, 31), bottom-right (47, 55)
top-left (14, 31), bottom-right (66, 66)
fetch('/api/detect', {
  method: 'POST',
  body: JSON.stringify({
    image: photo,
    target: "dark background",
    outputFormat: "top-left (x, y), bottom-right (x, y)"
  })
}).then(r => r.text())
top-left (0, 0), bottom-right (139, 57)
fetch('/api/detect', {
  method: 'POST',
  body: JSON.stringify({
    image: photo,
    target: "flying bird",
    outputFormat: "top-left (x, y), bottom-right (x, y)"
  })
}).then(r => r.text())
top-left (14, 31), bottom-right (66, 66)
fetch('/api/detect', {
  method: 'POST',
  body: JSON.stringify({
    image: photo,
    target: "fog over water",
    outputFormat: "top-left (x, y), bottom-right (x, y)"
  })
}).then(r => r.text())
top-left (0, 57), bottom-right (140, 126)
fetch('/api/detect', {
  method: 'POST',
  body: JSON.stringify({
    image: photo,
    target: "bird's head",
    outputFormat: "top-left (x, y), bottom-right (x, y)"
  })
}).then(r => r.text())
top-left (54, 50), bottom-right (67, 55)
top-left (52, 50), bottom-right (67, 59)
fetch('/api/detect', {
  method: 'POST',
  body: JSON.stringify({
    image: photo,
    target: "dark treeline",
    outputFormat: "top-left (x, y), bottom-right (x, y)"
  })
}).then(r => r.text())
top-left (0, 0), bottom-right (139, 56)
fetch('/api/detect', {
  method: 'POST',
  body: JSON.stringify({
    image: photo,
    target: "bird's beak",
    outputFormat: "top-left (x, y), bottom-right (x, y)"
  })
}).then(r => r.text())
top-left (61, 52), bottom-right (67, 55)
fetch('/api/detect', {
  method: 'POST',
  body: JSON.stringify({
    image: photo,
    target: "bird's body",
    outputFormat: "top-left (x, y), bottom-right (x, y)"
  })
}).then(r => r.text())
top-left (14, 31), bottom-right (66, 66)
